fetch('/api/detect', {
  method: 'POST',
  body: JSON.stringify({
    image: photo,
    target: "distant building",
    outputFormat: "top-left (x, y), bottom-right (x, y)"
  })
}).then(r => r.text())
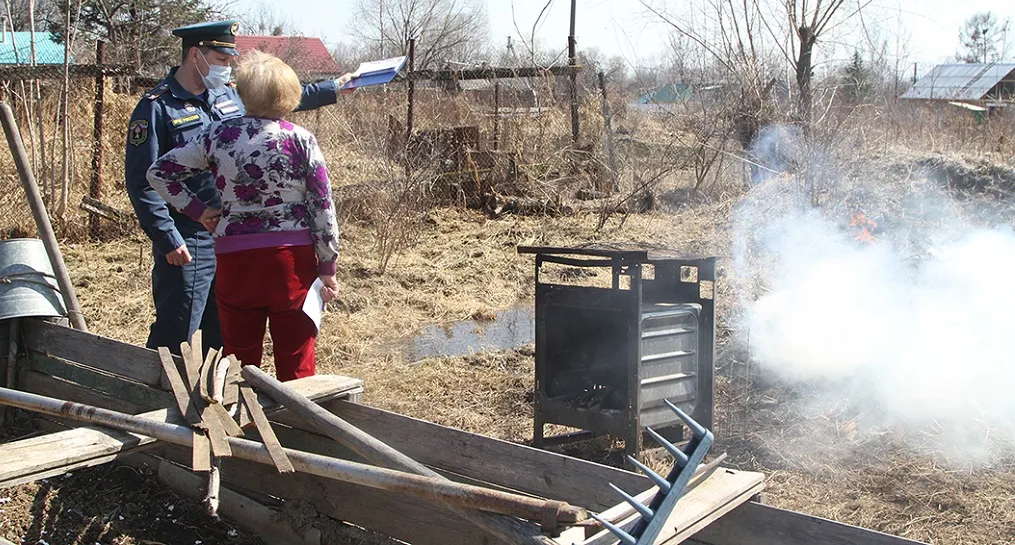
top-left (901, 63), bottom-right (1015, 105)
top-left (0, 31), bottom-right (70, 65)
top-left (233, 35), bottom-right (343, 80)
top-left (635, 83), bottom-right (693, 105)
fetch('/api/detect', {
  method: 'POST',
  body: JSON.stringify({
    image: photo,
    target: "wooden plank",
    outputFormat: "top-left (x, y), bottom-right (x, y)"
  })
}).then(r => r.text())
top-left (312, 399), bottom-right (649, 511)
top-left (690, 501), bottom-right (930, 545)
top-left (157, 347), bottom-right (202, 425)
top-left (575, 469), bottom-right (764, 545)
top-left (24, 352), bottom-right (175, 410)
top-left (240, 384), bottom-right (294, 473)
top-left (161, 445), bottom-right (499, 545)
top-left (20, 319), bottom-right (166, 386)
top-left (0, 423), bottom-right (156, 489)
top-left (0, 374), bottom-right (362, 488)
top-left (18, 369), bottom-right (145, 415)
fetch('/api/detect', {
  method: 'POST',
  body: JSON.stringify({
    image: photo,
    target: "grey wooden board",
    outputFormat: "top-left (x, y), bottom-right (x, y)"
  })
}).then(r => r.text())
top-left (20, 319), bottom-right (168, 387)
top-left (25, 353), bottom-right (175, 410)
top-left (690, 501), bottom-right (931, 545)
top-left (161, 445), bottom-right (500, 545)
top-left (312, 399), bottom-right (650, 511)
top-left (577, 469), bottom-right (764, 545)
top-left (18, 369), bottom-right (145, 415)
top-left (1, 374), bottom-right (363, 488)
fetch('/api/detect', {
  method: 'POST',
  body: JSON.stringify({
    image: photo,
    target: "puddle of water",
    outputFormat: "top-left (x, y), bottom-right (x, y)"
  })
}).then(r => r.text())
top-left (394, 303), bottom-right (535, 362)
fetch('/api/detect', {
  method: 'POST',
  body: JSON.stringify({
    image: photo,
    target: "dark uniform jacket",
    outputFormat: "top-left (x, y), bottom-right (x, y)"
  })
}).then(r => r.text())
top-left (124, 67), bottom-right (339, 256)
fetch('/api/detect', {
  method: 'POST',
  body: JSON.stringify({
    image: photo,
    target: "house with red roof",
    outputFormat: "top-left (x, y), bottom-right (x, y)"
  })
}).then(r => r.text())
top-left (233, 35), bottom-right (344, 80)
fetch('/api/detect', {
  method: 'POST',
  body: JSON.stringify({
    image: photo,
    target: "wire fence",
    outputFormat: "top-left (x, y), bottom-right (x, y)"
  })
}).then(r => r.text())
top-left (1, 63), bottom-right (620, 245)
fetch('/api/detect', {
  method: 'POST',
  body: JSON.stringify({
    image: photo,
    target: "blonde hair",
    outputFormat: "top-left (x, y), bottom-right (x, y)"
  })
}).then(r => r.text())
top-left (235, 50), bottom-right (302, 119)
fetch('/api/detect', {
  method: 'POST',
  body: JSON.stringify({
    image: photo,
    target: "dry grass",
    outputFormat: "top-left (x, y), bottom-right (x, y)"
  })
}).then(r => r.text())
top-left (8, 81), bottom-right (1015, 544)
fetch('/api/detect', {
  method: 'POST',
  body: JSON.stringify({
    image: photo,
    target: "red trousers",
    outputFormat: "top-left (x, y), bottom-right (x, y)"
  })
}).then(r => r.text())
top-left (215, 245), bottom-right (318, 381)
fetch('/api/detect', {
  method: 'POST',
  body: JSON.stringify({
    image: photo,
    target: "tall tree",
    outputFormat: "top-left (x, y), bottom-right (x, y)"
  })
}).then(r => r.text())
top-left (840, 49), bottom-right (872, 103)
top-left (238, 1), bottom-right (300, 37)
top-left (958, 12), bottom-right (1010, 63)
top-left (6, 0), bottom-right (57, 31)
top-left (47, 0), bottom-right (220, 74)
top-left (349, 0), bottom-right (490, 70)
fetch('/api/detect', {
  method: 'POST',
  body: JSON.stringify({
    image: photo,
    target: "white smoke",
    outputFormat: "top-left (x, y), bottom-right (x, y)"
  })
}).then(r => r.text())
top-left (731, 131), bottom-right (1015, 461)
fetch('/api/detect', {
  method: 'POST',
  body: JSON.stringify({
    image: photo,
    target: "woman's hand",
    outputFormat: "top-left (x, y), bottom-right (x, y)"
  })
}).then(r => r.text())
top-left (199, 208), bottom-right (221, 233)
top-left (319, 274), bottom-right (338, 303)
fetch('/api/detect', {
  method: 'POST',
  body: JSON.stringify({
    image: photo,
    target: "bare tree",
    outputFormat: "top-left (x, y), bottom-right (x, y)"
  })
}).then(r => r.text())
top-left (642, 0), bottom-right (869, 125)
top-left (6, 0), bottom-right (56, 31)
top-left (238, 0), bottom-right (301, 37)
top-left (957, 12), bottom-right (1011, 63)
top-left (349, 0), bottom-right (490, 69)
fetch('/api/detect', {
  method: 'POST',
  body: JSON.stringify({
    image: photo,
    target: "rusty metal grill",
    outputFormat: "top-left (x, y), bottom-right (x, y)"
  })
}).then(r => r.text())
top-left (518, 245), bottom-right (716, 462)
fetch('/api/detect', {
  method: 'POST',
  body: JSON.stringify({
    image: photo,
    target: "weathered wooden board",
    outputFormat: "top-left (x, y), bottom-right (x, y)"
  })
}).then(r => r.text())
top-left (0, 374), bottom-right (363, 489)
top-left (310, 399), bottom-right (650, 511)
top-left (24, 353), bottom-right (175, 410)
top-left (576, 468), bottom-right (764, 545)
top-left (20, 319), bottom-right (168, 387)
top-left (690, 501), bottom-right (930, 545)
top-left (160, 446), bottom-right (500, 545)
top-left (18, 370), bottom-right (146, 415)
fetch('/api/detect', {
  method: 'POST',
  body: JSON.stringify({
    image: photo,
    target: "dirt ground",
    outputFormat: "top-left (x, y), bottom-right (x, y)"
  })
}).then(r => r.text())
top-left (3, 195), bottom-right (1014, 543)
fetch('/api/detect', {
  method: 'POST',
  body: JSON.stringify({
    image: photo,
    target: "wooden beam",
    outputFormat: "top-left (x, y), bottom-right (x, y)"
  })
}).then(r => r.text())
top-left (577, 469), bottom-right (764, 545)
top-left (689, 501), bottom-right (930, 545)
top-left (0, 374), bottom-right (362, 489)
top-left (21, 320), bottom-right (167, 387)
top-left (79, 195), bottom-right (134, 224)
top-left (315, 399), bottom-right (649, 511)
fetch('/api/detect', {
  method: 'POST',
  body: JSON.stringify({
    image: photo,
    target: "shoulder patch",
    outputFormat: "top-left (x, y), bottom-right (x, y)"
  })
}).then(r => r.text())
top-left (128, 119), bottom-right (149, 146)
top-left (145, 83), bottom-right (169, 100)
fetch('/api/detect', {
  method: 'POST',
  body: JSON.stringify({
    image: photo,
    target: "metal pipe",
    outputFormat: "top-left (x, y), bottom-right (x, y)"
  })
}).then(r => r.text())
top-left (241, 366), bottom-right (574, 542)
top-left (0, 102), bottom-right (88, 332)
top-left (0, 385), bottom-right (582, 534)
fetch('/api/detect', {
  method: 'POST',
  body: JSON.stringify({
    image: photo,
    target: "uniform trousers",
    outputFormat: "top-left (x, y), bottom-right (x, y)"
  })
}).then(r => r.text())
top-left (146, 233), bottom-right (223, 355)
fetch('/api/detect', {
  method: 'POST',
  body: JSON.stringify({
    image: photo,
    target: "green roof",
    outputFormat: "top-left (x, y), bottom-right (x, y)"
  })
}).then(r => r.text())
top-left (0, 32), bottom-right (71, 65)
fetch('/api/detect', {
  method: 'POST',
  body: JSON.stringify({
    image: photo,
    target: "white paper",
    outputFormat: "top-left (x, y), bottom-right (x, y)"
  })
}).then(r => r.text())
top-left (302, 278), bottom-right (326, 332)
top-left (353, 56), bottom-right (407, 77)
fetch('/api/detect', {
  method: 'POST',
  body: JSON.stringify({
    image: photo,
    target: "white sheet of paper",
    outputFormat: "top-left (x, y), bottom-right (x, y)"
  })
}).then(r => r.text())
top-left (353, 56), bottom-right (407, 77)
top-left (302, 278), bottom-right (325, 331)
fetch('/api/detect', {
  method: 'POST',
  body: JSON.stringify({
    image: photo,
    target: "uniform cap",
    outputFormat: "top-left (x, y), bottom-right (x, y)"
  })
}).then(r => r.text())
top-left (172, 20), bottom-right (240, 56)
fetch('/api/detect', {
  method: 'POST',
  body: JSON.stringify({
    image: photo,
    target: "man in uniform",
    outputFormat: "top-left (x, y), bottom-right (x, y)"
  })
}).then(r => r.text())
top-left (125, 20), bottom-right (354, 355)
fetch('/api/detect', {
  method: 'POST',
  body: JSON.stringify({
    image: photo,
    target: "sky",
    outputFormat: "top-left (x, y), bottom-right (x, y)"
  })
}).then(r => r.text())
top-left (227, 0), bottom-right (1015, 76)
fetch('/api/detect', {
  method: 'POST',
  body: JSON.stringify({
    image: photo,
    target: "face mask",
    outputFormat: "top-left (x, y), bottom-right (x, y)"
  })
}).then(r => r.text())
top-left (198, 51), bottom-right (231, 90)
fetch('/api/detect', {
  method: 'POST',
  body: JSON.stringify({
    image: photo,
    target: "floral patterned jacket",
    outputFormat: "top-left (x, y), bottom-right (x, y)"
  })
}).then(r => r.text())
top-left (146, 117), bottom-right (339, 275)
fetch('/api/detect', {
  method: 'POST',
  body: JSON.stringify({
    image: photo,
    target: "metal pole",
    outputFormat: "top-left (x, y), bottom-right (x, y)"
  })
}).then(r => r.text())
top-left (88, 40), bottom-right (106, 240)
top-left (241, 366), bottom-right (572, 542)
top-left (568, 0), bottom-right (579, 144)
top-left (0, 102), bottom-right (88, 332)
top-left (0, 385), bottom-right (580, 537)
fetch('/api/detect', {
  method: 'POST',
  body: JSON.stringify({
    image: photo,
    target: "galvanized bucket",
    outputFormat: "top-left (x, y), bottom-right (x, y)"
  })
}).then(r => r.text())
top-left (0, 238), bottom-right (67, 321)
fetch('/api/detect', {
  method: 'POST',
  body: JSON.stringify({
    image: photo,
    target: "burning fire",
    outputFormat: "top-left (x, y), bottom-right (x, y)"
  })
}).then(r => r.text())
top-left (850, 211), bottom-right (878, 244)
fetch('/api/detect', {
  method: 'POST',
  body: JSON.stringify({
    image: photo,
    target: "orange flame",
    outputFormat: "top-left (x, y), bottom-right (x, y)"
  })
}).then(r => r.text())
top-left (850, 212), bottom-right (877, 244)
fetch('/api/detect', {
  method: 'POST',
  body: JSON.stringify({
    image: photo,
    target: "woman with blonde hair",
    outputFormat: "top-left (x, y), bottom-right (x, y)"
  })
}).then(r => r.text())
top-left (147, 50), bottom-right (339, 381)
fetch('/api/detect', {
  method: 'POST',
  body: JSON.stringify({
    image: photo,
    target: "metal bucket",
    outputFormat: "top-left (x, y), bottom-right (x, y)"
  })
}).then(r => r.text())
top-left (0, 238), bottom-right (67, 321)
